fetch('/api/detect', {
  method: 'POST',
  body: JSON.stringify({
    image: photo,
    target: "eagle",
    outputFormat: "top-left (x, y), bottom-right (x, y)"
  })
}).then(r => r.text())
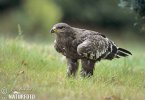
top-left (50, 23), bottom-right (132, 77)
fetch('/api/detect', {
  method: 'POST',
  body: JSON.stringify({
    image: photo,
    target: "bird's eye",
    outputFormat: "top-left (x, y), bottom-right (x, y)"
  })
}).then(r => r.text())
top-left (58, 26), bottom-right (64, 29)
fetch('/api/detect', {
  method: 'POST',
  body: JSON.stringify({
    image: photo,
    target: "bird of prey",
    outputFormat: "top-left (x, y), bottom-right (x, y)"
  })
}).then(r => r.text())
top-left (50, 23), bottom-right (132, 77)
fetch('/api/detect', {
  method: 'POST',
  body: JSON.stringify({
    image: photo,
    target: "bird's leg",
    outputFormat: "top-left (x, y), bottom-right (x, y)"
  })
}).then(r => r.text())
top-left (81, 59), bottom-right (95, 77)
top-left (66, 58), bottom-right (78, 77)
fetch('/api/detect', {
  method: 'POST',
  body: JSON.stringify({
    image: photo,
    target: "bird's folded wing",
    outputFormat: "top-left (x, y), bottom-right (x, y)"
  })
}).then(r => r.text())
top-left (77, 35), bottom-right (109, 60)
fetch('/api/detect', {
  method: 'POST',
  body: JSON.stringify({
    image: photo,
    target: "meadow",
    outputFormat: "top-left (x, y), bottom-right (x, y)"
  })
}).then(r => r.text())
top-left (0, 36), bottom-right (145, 100)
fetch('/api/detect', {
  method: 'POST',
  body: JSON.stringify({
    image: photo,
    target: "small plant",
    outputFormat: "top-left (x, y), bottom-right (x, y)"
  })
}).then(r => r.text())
top-left (16, 24), bottom-right (23, 41)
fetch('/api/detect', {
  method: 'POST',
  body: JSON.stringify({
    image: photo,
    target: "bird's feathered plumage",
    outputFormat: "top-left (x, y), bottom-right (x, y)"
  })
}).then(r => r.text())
top-left (50, 23), bottom-right (132, 77)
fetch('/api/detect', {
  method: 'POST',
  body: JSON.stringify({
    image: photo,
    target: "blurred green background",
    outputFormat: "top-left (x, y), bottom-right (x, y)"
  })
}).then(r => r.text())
top-left (0, 0), bottom-right (144, 42)
top-left (1, 1), bottom-right (145, 100)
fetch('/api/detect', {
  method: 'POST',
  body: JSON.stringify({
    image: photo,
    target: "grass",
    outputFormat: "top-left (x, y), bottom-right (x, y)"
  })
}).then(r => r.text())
top-left (0, 36), bottom-right (145, 100)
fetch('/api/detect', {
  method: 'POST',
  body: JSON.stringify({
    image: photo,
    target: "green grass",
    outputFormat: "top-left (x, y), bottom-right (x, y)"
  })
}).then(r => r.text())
top-left (0, 37), bottom-right (145, 100)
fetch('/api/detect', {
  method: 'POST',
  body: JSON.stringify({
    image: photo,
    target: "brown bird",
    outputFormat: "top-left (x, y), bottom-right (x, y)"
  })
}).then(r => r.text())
top-left (50, 23), bottom-right (132, 77)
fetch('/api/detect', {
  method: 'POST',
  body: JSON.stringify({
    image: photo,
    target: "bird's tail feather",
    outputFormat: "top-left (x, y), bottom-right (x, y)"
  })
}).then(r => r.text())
top-left (116, 48), bottom-right (132, 57)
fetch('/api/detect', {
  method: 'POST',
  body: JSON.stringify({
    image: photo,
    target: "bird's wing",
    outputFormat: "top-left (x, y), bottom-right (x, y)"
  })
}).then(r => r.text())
top-left (77, 34), bottom-right (112, 60)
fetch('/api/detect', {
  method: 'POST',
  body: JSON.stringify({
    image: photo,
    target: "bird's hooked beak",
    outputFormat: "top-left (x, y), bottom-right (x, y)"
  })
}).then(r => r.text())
top-left (50, 27), bottom-right (57, 33)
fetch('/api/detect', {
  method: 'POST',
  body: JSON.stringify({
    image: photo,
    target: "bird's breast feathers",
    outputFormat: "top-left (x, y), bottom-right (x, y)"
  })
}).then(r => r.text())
top-left (54, 38), bottom-right (80, 59)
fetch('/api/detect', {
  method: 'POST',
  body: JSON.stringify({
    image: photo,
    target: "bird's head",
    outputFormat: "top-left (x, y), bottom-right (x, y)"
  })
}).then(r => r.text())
top-left (50, 23), bottom-right (73, 36)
